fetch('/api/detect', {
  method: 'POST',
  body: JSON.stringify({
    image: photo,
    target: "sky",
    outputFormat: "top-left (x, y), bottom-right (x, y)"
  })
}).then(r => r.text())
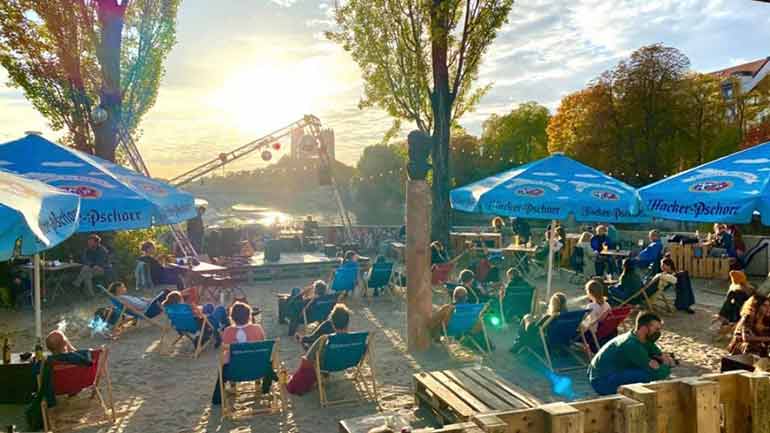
top-left (0, 0), bottom-right (769, 178)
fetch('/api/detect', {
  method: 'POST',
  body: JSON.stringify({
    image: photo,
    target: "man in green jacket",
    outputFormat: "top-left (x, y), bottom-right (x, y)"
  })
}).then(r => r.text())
top-left (588, 311), bottom-right (674, 395)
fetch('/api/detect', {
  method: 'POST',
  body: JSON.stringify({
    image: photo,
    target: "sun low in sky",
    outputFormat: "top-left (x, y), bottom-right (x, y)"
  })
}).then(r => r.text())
top-left (0, 0), bottom-right (769, 179)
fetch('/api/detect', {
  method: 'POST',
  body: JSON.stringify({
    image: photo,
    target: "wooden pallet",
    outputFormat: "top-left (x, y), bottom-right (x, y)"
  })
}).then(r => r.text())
top-left (668, 244), bottom-right (730, 280)
top-left (413, 367), bottom-right (541, 426)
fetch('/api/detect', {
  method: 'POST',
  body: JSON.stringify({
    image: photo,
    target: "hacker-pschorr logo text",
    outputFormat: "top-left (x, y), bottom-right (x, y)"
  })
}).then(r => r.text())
top-left (39, 209), bottom-right (78, 233)
top-left (82, 208), bottom-right (143, 228)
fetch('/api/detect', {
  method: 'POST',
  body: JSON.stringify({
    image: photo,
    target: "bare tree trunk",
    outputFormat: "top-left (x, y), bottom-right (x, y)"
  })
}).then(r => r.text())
top-left (94, 0), bottom-right (127, 162)
top-left (430, 0), bottom-right (452, 250)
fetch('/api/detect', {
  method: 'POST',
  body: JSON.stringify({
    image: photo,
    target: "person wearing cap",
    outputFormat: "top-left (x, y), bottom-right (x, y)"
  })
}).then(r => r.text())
top-left (73, 234), bottom-right (111, 296)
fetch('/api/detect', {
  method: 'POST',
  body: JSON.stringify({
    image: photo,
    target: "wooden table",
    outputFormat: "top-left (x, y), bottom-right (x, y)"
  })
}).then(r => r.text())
top-left (599, 249), bottom-right (632, 258)
top-left (720, 354), bottom-right (758, 373)
top-left (168, 260), bottom-right (243, 304)
top-left (413, 366), bottom-right (540, 425)
top-left (0, 353), bottom-right (38, 404)
top-left (20, 262), bottom-right (82, 303)
top-left (450, 232), bottom-right (502, 253)
top-left (338, 413), bottom-right (410, 433)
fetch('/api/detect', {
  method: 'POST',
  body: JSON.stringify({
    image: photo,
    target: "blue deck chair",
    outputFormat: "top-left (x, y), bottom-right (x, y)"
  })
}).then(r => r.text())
top-left (314, 331), bottom-right (379, 407)
top-left (330, 266), bottom-right (358, 294)
top-left (502, 282), bottom-right (537, 322)
top-left (97, 285), bottom-right (168, 338)
top-left (302, 293), bottom-right (340, 327)
top-left (162, 303), bottom-right (214, 358)
top-left (218, 340), bottom-right (285, 419)
top-left (365, 262), bottom-right (394, 296)
top-left (518, 309), bottom-right (590, 372)
top-left (443, 303), bottom-right (491, 353)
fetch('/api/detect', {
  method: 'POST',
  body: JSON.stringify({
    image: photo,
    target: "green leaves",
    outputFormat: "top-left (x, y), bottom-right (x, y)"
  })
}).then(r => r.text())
top-left (0, 0), bottom-right (180, 155)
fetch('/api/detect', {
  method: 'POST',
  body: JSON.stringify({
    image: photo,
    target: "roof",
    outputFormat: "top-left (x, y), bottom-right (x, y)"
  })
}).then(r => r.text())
top-left (711, 57), bottom-right (770, 79)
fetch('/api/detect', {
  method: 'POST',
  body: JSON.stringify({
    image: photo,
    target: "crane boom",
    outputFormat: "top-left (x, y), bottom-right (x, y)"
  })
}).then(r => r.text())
top-left (169, 115), bottom-right (322, 187)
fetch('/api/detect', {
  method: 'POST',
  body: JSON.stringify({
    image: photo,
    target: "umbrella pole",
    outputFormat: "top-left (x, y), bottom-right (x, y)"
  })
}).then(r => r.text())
top-left (545, 220), bottom-right (556, 313)
top-left (34, 253), bottom-right (42, 340)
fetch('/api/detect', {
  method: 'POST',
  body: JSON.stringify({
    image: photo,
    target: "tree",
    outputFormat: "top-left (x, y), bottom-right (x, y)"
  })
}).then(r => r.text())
top-left (352, 144), bottom-right (408, 224)
top-left (328, 0), bottom-right (514, 246)
top-left (0, 0), bottom-right (180, 161)
top-left (676, 72), bottom-right (734, 166)
top-left (481, 101), bottom-right (550, 172)
top-left (449, 129), bottom-right (487, 187)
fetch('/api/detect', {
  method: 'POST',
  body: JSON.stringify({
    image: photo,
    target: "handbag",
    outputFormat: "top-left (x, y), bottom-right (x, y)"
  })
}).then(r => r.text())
top-left (286, 357), bottom-right (317, 395)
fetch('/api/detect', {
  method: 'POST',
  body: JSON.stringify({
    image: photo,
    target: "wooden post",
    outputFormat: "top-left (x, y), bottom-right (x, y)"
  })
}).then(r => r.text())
top-left (613, 395), bottom-right (647, 433)
top-left (407, 180), bottom-right (433, 352)
top-left (620, 384), bottom-right (657, 433)
top-left (746, 373), bottom-right (770, 433)
top-left (682, 379), bottom-right (720, 433)
top-left (542, 402), bottom-right (583, 433)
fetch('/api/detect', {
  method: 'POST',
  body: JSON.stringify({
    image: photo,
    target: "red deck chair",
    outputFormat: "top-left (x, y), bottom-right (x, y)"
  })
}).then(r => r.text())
top-left (590, 305), bottom-right (634, 355)
top-left (431, 263), bottom-right (455, 287)
top-left (42, 347), bottom-right (115, 432)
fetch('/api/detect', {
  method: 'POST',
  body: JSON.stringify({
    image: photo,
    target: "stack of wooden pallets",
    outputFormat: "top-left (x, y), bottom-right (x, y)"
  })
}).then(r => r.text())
top-left (668, 243), bottom-right (731, 280)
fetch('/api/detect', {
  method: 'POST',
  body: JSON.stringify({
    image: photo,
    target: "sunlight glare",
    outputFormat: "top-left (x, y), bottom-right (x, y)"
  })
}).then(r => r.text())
top-left (210, 55), bottom-right (351, 134)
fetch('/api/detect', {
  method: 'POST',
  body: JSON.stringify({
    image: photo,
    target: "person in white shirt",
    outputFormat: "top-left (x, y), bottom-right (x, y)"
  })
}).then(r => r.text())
top-left (582, 279), bottom-right (611, 353)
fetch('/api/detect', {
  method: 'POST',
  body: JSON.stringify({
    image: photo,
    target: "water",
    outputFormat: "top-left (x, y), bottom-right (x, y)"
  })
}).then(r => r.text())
top-left (207, 204), bottom-right (298, 228)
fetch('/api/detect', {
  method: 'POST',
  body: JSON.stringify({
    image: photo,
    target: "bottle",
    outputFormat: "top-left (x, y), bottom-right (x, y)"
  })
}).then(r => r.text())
top-left (34, 342), bottom-right (44, 363)
top-left (279, 368), bottom-right (289, 385)
top-left (2, 338), bottom-right (10, 365)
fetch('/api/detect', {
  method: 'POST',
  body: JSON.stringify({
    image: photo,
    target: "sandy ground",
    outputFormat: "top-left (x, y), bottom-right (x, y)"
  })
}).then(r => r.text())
top-left (0, 270), bottom-right (738, 433)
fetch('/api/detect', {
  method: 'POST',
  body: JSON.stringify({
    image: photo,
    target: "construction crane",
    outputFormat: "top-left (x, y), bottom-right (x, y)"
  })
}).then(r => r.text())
top-left (124, 114), bottom-right (354, 248)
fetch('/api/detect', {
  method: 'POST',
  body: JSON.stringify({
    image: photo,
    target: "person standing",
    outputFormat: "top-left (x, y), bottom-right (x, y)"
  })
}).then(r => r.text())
top-left (73, 235), bottom-right (111, 296)
top-left (588, 311), bottom-right (674, 395)
top-left (187, 206), bottom-right (206, 254)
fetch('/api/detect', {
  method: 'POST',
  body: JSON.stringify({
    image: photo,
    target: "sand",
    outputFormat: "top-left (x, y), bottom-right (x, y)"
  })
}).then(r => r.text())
top-left (0, 271), bottom-right (735, 433)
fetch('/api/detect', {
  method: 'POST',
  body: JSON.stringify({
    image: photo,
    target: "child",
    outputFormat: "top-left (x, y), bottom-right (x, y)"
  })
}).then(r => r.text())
top-left (581, 280), bottom-right (611, 352)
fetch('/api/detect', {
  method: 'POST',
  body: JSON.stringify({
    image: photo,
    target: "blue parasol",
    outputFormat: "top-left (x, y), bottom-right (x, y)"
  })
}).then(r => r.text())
top-left (0, 134), bottom-right (196, 231)
top-left (639, 141), bottom-right (770, 224)
top-left (0, 169), bottom-right (80, 339)
top-left (451, 152), bottom-right (644, 303)
top-left (450, 152), bottom-right (644, 223)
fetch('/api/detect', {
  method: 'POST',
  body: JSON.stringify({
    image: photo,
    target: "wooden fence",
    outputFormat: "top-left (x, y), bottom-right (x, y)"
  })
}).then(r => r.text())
top-left (415, 371), bottom-right (770, 433)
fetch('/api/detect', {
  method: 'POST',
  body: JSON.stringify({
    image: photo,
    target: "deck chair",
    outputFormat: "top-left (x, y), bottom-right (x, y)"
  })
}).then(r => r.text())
top-left (442, 303), bottom-right (492, 353)
top-left (501, 281), bottom-right (537, 322)
top-left (517, 310), bottom-right (590, 372)
top-left (302, 293), bottom-right (340, 328)
top-left (314, 332), bottom-right (379, 408)
top-left (162, 303), bottom-right (215, 358)
top-left (365, 261), bottom-right (394, 296)
top-left (589, 305), bottom-right (634, 355)
top-left (41, 347), bottom-right (115, 433)
top-left (330, 266), bottom-right (358, 294)
top-left (431, 263), bottom-right (455, 289)
top-left (219, 340), bottom-right (286, 419)
top-left (97, 284), bottom-right (168, 338)
top-left (611, 275), bottom-right (674, 314)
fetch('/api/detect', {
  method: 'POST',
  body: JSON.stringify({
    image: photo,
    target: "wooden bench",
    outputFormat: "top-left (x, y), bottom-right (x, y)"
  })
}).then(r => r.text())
top-left (413, 367), bottom-right (541, 426)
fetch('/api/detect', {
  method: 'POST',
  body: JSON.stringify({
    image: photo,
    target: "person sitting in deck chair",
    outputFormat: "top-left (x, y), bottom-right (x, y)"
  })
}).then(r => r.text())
top-left (714, 271), bottom-right (756, 332)
top-left (304, 303), bottom-right (351, 367)
top-left (588, 311), bottom-right (674, 395)
top-left (608, 259), bottom-right (643, 305)
top-left (162, 290), bottom-right (228, 345)
top-left (286, 280), bottom-right (330, 337)
top-left (457, 269), bottom-right (493, 304)
top-left (427, 286), bottom-right (469, 341)
top-left (510, 292), bottom-right (568, 354)
top-left (211, 301), bottom-right (268, 404)
top-left (101, 282), bottom-right (169, 322)
top-left (581, 280), bottom-right (611, 353)
top-left (301, 303), bottom-right (351, 349)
